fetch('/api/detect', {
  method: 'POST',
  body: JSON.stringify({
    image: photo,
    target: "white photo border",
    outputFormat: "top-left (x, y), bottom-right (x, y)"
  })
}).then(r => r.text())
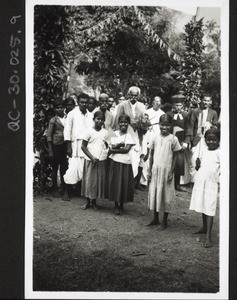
top-left (25, 0), bottom-right (229, 299)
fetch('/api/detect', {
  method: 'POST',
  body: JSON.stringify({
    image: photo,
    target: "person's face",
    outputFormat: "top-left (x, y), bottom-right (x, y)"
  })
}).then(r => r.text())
top-left (119, 119), bottom-right (129, 133)
top-left (128, 91), bottom-right (139, 104)
top-left (118, 97), bottom-right (125, 104)
top-left (144, 102), bottom-right (149, 109)
top-left (94, 115), bottom-right (104, 129)
top-left (142, 114), bottom-right (149, 122)
top-left (202, 97), bottom-right (212, 109)
top-left (108, 97), bottom-right (114, 108)
top-left (159, 122), bottom-right (171, 136)
top-left (78, 98), bottom-right (88, 114)
top-left (87, 99), bottom-right (96, 112)
top-left (173, 103), bottom-right (183, 113)
top-left (55, 105), bottom-right (64, 117)
top-left (153, 98), bottom-right (161, 110)
top-left (205, 134), bottom-right (219, 151)
top-left (190, 103), bottom-right (198, 109)
top-left (65, 100), bottom-right (75, 114)
top-left (99, 97), bottom-right (109, 111)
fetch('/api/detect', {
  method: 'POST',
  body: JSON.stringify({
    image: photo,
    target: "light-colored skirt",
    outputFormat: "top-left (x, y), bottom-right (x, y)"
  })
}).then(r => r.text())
top-left (81, 160), bottom-right (108, 200)
top-left (189, 179), bottom-right (219, 216)
top-left (148, 166), bottom-right (175, 213)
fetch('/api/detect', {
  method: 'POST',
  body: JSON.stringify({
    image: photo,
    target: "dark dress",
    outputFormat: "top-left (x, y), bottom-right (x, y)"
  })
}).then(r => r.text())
top-left (168, 111), bottom-right (188, 176)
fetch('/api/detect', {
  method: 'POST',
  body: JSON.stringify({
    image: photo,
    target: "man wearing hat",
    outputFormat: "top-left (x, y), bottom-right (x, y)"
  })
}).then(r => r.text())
top-left (185, 95), bottom-right (218, 183)
top-left (168, 94), bottom-right (190, 190)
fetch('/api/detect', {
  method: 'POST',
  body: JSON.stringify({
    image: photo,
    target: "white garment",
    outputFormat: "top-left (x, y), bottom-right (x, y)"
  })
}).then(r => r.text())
top-left (131, 102), bottom-right (137, 118)
top-left (190, 137), bottom-right (208, 183)
top-left (201, 108), bottom-right (208, 127)
top-left (64, 107), bottom-right (93, 142)
top-left (140, 131), bottom-right (150, 186)
top-left (63, 107), bottom-right (93, 184)
top-left (110, 106), bottom-right (118, 117)
top-left (180, 149), bottom-right (192, 185)
top-left (83, 128), bottom-right (109, 161)
top-left (59, 116), bottom-right (66, 126)
top-left (189, 148), bottom-right (220, 216)
top-left (109, 130), bottom-right (135, 164)
top-left (64, 156), bottom-right (84, 185)
top-left (146, 107), bottom-right (165, 136)
top-left (173, 113), bottom-right (183, 120)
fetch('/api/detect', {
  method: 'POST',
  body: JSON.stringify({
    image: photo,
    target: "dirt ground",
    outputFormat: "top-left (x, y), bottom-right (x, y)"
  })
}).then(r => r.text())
top-left (33, 185), bottom-right (219, 293)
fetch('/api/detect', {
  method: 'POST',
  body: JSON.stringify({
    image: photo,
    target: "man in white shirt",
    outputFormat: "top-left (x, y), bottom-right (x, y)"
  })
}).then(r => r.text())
top-left (63, 93), bottom-right (93, 201)
top-left (108, 96), bottom-right (117, 116)
top-left (146, 96), bottom-right (165, 136)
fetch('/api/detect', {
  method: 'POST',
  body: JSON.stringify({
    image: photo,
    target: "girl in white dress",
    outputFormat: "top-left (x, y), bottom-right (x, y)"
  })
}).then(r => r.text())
top-left (147, 114), bottom-right (182, 230)
top-left (189, 128), bottom-right (220, 248)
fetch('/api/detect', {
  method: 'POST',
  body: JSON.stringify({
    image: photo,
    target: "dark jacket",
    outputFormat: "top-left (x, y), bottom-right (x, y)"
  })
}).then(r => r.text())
top-left (168, 110), bottom-right (188, 144)
top-left (46, 116), bottom-right (65, 145)
top-left (185, 107), bottom-right (218, 147)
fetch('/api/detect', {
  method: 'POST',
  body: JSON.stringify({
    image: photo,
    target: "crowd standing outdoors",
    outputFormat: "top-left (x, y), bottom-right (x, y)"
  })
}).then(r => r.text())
top-left (46, 86), bottom-right (220, 248)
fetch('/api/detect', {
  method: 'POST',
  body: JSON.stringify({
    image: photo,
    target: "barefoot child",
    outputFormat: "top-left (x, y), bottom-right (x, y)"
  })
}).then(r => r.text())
top-left (46, 99), bottom-right (68, 197)
top-left (147, 114), bottom-right (182, 229)
top-left (189, 128), bottom-right (220, 248)
top-left (81, 111), bottom-right (109, 210)
top-left (108, 114), bottom-right (135, 215)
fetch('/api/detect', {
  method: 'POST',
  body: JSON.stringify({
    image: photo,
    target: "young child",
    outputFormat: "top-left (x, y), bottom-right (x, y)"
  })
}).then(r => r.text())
top-left (81, 111), bottom-right (109, 210)
top-left (108, 114), bottom-right (135, 215)
top-left (46, 99), bottom-right (68, 197)
top-left (147, 114), bottom-right (182, 229)
top-left (189, 127), bottom-right (220, 248)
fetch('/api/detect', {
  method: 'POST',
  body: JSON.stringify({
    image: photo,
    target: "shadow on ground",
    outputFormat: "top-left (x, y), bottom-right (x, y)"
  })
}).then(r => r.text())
top-left (33, 238), bottom-right (218, 293)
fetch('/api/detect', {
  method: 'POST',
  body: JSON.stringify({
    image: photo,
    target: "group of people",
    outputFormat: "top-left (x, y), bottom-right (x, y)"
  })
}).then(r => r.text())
top-left (46, 86), bottom-right (220, 248)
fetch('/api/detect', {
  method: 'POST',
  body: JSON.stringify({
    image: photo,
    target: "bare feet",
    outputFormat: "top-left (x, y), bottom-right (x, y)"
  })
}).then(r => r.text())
top-left (119, 203), bottom-right (124, 211)
top-left (157, 221), bottom-right (167, 231)
top-left (82, 202), bottom-right (90, 210)
top-left (62, 193), bottom-right (70, 201)
top-left (204, 239), bottom-right (213, 248)
top-left (114, 207), bottom-right (120, 215)
top-left (92, 200), bottom-right (98, 211)
top-left (146, 220), bottom-right (159, 227)
top-left (193, 227), bottom-right (207, 234)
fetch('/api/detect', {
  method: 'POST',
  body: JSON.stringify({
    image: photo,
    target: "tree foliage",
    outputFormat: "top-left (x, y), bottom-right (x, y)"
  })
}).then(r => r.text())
top-left (34, 5), bottom-right (73, 191)
top-left (201, 20), bottom-right (220, 112)
top-left (177, 17), bottom-right (221, 109)
top-left (73, 6), bottom-right (181, 102)
top-left (178, 17), bottom-right (205, 106)
top-left (33, 6), bottom-right (221, 192)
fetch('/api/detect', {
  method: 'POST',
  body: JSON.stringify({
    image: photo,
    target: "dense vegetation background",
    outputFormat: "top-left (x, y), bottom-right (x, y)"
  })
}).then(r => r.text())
top-left (33, 5), bottom-right (220, 192)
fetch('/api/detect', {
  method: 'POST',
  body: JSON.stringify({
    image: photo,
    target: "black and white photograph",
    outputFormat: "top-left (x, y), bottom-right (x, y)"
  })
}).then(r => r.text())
top-left (25, 0), bottom-right (229, 298)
